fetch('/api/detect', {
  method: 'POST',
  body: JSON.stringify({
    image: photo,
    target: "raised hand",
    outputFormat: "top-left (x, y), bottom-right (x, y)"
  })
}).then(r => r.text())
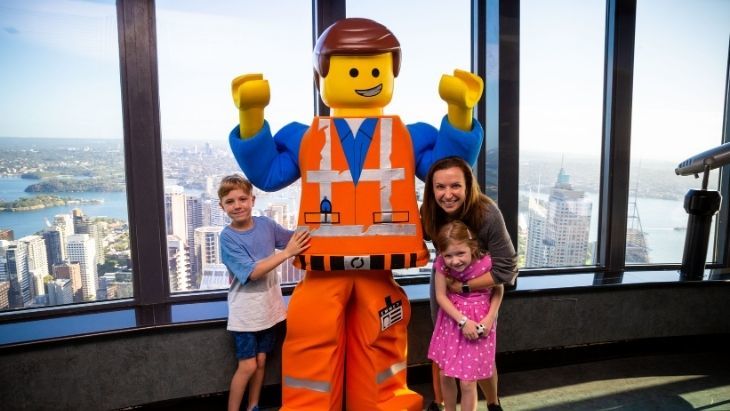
top-left (438, 69), bottom-right (484, 131)
top-left (231, 73), bottom-right (271, 139)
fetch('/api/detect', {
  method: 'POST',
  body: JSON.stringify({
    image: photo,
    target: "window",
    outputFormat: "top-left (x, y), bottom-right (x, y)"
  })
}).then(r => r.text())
top-left (0, 0), bottom-right (131, 312)
top-left (518, 0), bottom-right (606, 269)
top-left (155, 1), bottom-right (311, 291)
top-left (628, 0), bottom-right (729, 264)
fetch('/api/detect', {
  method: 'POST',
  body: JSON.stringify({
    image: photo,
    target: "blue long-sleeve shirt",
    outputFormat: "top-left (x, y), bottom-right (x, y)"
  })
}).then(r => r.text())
top-left (229, 115), bottom-right (483, 192)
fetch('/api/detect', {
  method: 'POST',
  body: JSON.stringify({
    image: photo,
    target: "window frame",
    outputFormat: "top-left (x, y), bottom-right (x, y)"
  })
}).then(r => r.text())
top-left (1, 0), bottom-right (728, 342)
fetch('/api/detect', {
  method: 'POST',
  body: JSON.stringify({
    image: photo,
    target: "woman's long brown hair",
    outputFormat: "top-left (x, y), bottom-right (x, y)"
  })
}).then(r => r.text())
top-left (420, 157), bottom-right (491, 242)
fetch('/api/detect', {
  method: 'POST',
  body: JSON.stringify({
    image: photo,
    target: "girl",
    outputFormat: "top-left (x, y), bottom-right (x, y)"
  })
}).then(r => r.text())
top-left (428, 220), bottom-right (504, 411)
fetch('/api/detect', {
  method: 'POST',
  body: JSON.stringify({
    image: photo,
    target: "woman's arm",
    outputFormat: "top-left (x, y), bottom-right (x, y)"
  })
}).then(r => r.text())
top-left (446, 271), bottom-right (496, 293)
top-left (482, 202), bottom-right (518, 285)
top-left (435, 270), bottom-right (479, 340)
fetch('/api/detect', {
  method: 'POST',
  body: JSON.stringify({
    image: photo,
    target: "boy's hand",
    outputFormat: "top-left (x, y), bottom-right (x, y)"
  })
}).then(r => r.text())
top-left (284, 229), bottom-right (311, 257)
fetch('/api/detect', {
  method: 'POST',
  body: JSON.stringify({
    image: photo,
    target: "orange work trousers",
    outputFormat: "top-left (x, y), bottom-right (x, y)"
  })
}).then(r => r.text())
top-left (281, 270), bottom-right (422, 411)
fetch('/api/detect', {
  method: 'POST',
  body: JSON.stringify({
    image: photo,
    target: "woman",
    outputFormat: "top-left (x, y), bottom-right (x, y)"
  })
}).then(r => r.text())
top-left (421, 156), bottom-right (518, 411)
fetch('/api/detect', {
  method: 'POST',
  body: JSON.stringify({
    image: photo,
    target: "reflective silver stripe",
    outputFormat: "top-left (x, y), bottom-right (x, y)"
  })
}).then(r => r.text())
top-left (310, 224), bottom-right (416, 237)
top-left (376, 361), bottom-right (408, 384)
top-left (284, 376), bottom-right (331, 393)
top-left (364, 224), bottom-right (416, 236)
top-left (318, 119), bottom-right (332, 203)
top-left (307, 170), bottom-right (354, 183)
top-left (379, 118), bottom-right (394, 214)
top-left (307, 168), bottom-right (403, 184)
top-left (359, 168), bottom-right (404, 182)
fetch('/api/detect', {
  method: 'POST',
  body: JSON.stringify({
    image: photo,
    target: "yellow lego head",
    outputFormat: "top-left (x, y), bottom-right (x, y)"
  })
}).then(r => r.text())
top-left (313, 18), bottom-right (401, 112)
top-left (319, 53), bottom-right (394, 110)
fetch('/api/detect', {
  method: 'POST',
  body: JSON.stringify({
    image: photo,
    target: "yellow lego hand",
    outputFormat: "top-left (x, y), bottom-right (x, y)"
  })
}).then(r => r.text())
top-left (231, 74), bottom-right (270, 139)
top-left (438, 69), bottom-right (484, 131)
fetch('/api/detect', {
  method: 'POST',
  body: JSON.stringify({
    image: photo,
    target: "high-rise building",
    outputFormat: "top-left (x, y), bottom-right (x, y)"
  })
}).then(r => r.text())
top-left (0, 281), bottom-right (10, 309)
top-left (19, 235), bottom-right (49, 281)
top-left (199, 263), bottom-right (229, 290)
top-left (42, 229), bottom-right (64, 273)
top-left (47, 278), bottom-right (73, 306)
top-left (53, 213), bottom-right (74, 261)
top-left (525, 197), bottom-right (549, 267)
top-left (165, 185), bottom-right (188, 241)
top-left (204, 198), bottom-right (230, 227)
top-left (53, 262), bottom-right (83, 302)
top-left (74, 212), bottom-right (105, 265)
top-left (167, 235), bottom-right (191, 292)
top-left (0, 240), bottom-right (9, 283)
top-left (6, 242), bottom-right (30, 308)
top-left (194, 226), bottom-right (223, 289)
top-left (185, 195), bottom-right (204, 276)
top-left (526, 168), bottom-right (592, 267)
top-left (66, 234), bottom-right (97, 301)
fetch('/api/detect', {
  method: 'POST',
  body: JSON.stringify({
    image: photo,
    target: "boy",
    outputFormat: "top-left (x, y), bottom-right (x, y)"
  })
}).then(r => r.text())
top-left (218, 174), bottom-right (310, 411)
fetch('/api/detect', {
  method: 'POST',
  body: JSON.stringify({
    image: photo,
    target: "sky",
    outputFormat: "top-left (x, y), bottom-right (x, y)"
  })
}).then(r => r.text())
top-left (0, 0), bottom-right (728, 163)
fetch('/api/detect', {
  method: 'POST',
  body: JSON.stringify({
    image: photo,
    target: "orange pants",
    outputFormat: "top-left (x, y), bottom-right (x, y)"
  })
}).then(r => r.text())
top-left (281, 270), bottom-right (422, 411)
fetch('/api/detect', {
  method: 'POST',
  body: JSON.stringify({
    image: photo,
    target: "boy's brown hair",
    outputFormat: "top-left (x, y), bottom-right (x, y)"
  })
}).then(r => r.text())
top-left (217, 174), bottom-right (253, 200)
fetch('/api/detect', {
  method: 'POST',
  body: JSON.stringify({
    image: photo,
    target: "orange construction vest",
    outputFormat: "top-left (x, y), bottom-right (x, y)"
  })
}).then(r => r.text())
top-left (293, 116), bottom-right (429, 271)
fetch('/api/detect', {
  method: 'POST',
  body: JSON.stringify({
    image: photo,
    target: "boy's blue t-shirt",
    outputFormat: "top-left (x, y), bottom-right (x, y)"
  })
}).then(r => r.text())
top-left (220, 216), bottom-right (292, 284)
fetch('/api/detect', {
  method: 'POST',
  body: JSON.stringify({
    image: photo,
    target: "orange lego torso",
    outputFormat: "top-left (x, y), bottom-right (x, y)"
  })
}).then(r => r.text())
top-left (293, 116), bottom-right (429, 271)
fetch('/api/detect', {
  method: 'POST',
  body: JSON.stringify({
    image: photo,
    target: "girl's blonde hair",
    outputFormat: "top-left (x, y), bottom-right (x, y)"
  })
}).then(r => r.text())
top-left (434, 220), bottom-right (482, 259)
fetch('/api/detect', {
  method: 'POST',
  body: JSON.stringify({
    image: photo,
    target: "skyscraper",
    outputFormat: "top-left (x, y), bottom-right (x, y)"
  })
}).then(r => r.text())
top-left (53, 213), bottom-right (74, 261)
top-left (165, 185), bottom-right (188, 241)
top-left (53, 262), bottom-right (83, 302)
top-left (526, 168), bottom-right (592, 267)
top-left (167, 235), bottom-right (191, 292)
top-left (185, 194), bottom-right (204, 277)
top-left (73, 211), bottom-right (105, 265)
top-left (66, 234), bottom-right (97, 301)
top-left (194, 226), bottom-right (223, 289)
top-left (42, 229), bottom-right (64, 274)
top-left (6, 242), bottom-right (30, 308)
top-left (47, 278), bottom-right (74, 306)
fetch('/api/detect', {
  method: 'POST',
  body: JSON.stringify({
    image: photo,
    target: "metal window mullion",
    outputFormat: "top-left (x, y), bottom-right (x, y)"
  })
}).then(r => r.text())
top-left (595, 0), bottom-right (636, 284)
top-left (117, 0), bottom-right (171, 324)
top-left (312, 0), bottom-right (345, 116)
top-left (495, 0), bottom-right (519, 250)
top-left (711, 40), bottom-right (730, 274)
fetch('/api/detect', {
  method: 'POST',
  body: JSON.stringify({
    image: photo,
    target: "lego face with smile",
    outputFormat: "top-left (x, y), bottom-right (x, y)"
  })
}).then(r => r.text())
top-left (320, 52), bottom-right (395, 111)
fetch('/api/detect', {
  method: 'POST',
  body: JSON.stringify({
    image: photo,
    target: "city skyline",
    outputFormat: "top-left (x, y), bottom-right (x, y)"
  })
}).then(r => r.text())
top-left (0, 1), bottom-right (727, 163)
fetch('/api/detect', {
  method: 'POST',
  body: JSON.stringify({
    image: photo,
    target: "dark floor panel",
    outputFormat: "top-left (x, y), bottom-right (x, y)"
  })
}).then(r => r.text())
top-left (126, 350), bottom-right (730, 410)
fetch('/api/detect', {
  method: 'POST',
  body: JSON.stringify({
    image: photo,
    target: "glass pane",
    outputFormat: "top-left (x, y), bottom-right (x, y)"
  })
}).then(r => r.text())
top-left (155, 1), bottom-right (311, 291)
top-left (346, 0), bottom-right (471, 277)
top-left (518, 0), bottom-right (606, 269)
top-left (627, 0), bottom-right (729, 264)
top-left (0, 0), bottom-right (131, 311)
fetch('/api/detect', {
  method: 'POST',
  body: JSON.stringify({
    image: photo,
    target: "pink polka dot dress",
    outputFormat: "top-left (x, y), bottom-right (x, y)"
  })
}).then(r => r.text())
top-left (428, 254), bottom-right (497, 381)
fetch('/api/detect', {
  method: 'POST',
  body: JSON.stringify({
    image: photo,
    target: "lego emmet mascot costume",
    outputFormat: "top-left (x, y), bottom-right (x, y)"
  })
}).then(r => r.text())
top-left (229, 18), bottom-right (483, 411)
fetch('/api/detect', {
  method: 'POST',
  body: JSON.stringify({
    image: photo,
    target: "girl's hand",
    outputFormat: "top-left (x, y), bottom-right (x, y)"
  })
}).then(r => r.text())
top-left (284, 230), bottom-right (311, 257)
top-left (460, 319), bottom-right (479, 340)
top-left (479, 313), bottom-right (497, 336)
